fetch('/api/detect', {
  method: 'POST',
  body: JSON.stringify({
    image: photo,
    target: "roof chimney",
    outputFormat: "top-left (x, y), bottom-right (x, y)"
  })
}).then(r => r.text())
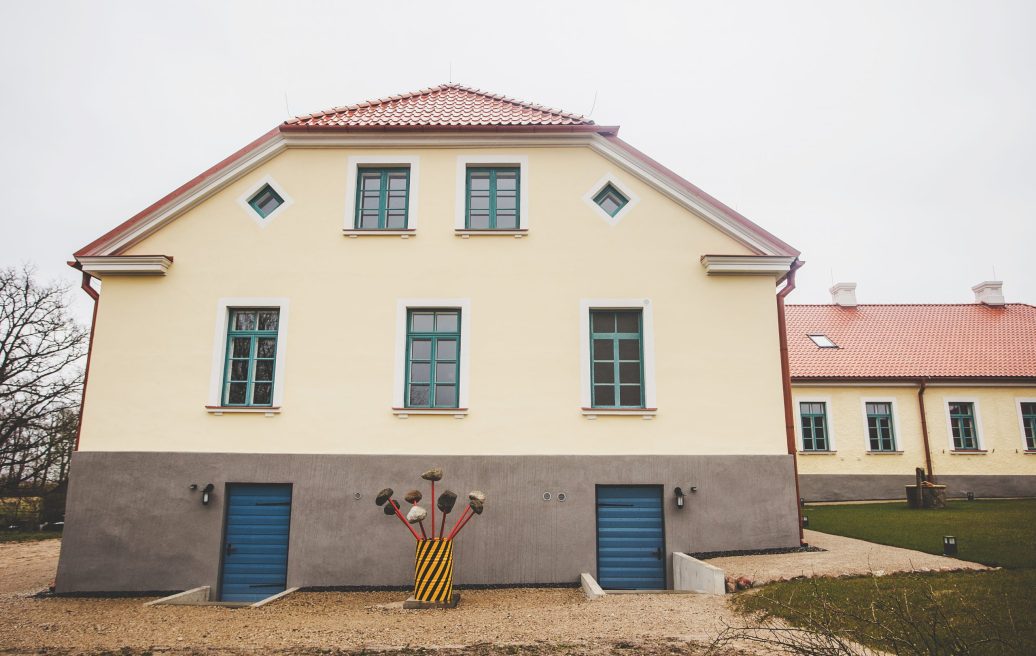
top-left (972, 280), bottom-right (1005, 306)
top-left (830, 282), bottom-right (857, 307)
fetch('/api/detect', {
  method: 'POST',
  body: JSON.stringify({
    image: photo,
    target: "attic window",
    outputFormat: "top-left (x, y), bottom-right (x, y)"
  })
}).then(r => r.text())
top-left (593, 184), bottom-right (629, 218)
top-left (248, 184), bottom-right (284, 219)
top-left (808, 334), bottom-right (838, 348)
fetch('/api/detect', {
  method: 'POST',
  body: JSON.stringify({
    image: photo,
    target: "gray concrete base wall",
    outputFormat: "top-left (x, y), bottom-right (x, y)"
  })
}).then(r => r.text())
top-left (800, 474), bottom-right (1036, 501)
top-left (55, 452), bottom-right (799, 593)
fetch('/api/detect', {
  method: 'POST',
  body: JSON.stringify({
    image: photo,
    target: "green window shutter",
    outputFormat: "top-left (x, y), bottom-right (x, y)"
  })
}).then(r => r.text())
top-left (355, 168), bottom-right (410, 229)
top-left (222, 309), bottom-right (279, 407)
top-left (799, 402), bottom-right (829, 451)
top-left (589, 310), bottom-right (644, 408)
top-left (466, 167), bottom-right (520, 229)
top-left (405, 309), bottom-right (461, 408)
top-left (948, 402), bottom-right (978, 450)
top-left (865, 402), bottom-right (896, 451)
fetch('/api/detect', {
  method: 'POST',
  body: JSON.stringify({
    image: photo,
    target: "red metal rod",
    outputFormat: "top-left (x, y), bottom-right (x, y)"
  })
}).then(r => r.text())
top-left (418, 521), bottom-right (427, 539)
top-left (446, 506), bottom-right (472, 541)
top-left (439, 511), bottom-right (448, 537)
top-left (430, 481), bottom-right (435, 539)
top-left (451, 510), bottom-right (477, 539)
top-left (391, 500), bottom-right (420, 540)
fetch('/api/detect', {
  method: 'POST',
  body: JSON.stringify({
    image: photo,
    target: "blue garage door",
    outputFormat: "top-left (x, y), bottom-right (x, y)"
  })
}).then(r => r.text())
top-left (220, 484), bottom-right (292, 602)
top-left (596, 485), bottom-right (665, 589)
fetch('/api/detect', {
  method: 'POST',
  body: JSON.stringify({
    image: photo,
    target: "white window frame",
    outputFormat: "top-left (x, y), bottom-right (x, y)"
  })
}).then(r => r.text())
top-left (860, 398), bottom-right (901, 452)
top-left (794, 395), bottom-right (836, 452)
top-left (455, 155), bottom-right (530, 231)
top-left (392, 298), bottom-right (471, 417)
top-left (236, 175), bottom-right (294, 227)
top-left (582, 172), bottom-right (640, 226)
top-left (1015, 397), bottom-right (1036, 451)
top-left (579, 299), bottom-right (656, 417)
top-left (344, 155), bottom-right (421, 234)
top-left (943, 397), bottom-right (984, 451)
top-left (206, 297), bottom-right (290, 414)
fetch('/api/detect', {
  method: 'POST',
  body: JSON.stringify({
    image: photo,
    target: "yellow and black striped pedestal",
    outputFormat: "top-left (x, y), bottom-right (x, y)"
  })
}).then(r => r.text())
top-left (404, 538), bottom-right (460, 609)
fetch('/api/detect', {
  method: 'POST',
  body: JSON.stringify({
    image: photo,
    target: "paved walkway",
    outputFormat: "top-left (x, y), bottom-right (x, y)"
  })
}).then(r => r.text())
top-left (709, 529), bottom-right (988, 585)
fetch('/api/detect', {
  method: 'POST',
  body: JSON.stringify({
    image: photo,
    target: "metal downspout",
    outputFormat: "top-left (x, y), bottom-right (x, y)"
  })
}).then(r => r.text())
top-left (73, 268), bottom-right (100, 452)
top-left (917, 379), bottom-right (935, 482)
top-left (777, 260), bottom-right (804, 542)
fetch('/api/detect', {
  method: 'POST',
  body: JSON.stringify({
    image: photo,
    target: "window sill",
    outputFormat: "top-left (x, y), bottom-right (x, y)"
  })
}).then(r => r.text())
top-left (949, 449), bottom-right (988, 455)
top-left (393, 407), bottom-right (468, 419)
top-left (455, 229), bottom-right (527, 239)
top-left (798, 450), bottom-right (837, 455)
top-left (866, 450), bottom-right (905, 455)
top-left (343, 229), bottom-right (416, 239)
top-left (1024, 450), bottom-right (1036, 455)
top-left (206, 406), bottom-right (280, 417)
top-left (581, 408), bottom-right (657, 420)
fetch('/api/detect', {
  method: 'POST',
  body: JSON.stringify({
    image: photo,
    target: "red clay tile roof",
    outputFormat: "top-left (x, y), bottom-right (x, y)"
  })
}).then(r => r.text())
top-left (285, 84), bottom-right (600, 130)
top-left (786, 304), bottom-right (1036, 379)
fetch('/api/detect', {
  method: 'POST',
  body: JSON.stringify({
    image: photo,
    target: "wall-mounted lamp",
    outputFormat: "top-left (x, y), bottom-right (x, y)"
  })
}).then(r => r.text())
top-left (201, 483), bottom-right (214, 506)
top-left (674, 487), bottom-right (685, 509)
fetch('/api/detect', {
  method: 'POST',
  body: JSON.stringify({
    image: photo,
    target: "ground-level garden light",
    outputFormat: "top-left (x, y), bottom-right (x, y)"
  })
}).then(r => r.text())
top-left (944, 535), bottom-right (958, 556)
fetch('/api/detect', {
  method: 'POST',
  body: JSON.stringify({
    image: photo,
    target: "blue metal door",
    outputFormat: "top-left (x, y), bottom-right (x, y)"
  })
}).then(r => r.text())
top-left (220, 484), bottom-right (292, 602)
top-left (596, 485), bottom-right (665, 589)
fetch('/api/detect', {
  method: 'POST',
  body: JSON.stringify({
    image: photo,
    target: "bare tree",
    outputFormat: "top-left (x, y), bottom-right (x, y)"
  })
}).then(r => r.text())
top-left (0, 265), bottom-right (87, 492)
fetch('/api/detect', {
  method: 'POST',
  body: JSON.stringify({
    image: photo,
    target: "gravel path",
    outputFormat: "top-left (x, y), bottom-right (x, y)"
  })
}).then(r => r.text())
top-left (710, 529), bottom-right (989, 585)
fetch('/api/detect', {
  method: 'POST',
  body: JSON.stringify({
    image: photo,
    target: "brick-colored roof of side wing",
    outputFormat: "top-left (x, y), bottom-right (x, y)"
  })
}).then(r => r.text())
top-left (786, 303), bottom-right (1036, 379)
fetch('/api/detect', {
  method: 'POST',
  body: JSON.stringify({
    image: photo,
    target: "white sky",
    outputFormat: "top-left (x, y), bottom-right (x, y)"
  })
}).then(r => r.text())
top-left (2, 1), bottom-right (1033, 323)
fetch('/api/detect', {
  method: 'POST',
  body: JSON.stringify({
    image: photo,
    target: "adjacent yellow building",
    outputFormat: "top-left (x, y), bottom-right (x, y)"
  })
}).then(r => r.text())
top-left (57, 85), bottom-right (803, 597)
top-left (788, 282), bottom-right (1036, 501)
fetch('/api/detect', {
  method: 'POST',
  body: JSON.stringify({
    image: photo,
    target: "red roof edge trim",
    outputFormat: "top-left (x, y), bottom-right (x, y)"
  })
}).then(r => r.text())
top-left (603, 135), bottom-right (800, 257)
top-left (279, 123), bottom-right (619, 135)
top-left (74, 127), bottom-right (283, 258)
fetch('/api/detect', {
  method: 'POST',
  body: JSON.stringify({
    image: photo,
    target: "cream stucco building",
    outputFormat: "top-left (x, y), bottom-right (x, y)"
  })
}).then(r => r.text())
top-left (789, 282), bottom-right (1036, 501)
top-left (57, 85), bottom-right (804, 598)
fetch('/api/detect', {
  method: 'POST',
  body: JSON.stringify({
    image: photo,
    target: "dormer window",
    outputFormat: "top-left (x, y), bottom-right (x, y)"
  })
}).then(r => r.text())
top-left (808, 334), bottom-right (837, 348)
top-left (247, 184), bottom-right (284, 219)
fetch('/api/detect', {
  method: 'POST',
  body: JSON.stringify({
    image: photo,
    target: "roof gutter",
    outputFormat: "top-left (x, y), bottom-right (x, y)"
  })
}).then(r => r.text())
top-left (917, 379), bottom-right (935, 482)
top-left (776, 259), bottom-right (805, 542)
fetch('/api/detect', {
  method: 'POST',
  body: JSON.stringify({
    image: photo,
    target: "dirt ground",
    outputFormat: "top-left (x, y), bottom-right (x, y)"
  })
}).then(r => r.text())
top-left (0, 532), bottom-right (986, 655)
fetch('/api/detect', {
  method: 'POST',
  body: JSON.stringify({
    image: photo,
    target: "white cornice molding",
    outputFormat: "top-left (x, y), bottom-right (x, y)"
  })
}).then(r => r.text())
top-left (700, 254), bottom-right (796, 276)
top-left (87, 131), bottom-right (790, 257)
top-left (77, 255), bottom-right (173, 276)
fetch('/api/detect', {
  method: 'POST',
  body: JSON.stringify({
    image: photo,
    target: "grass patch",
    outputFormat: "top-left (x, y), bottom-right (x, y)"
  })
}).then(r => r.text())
top-left (803, 498), bottom-right (1036, 568)
top-left (0, 530), bottom-right (61, 543)
top-left (732, 569), bottom-right (1035, 654)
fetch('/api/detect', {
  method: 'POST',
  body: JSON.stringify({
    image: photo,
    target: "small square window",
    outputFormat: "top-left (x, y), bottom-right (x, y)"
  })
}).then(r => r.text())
top-left (808, 334), bottom-right (837, 348)
top-left (592, 184), bottom-right (629, 217)
top-left (248, 184), bottom-right (284, 219)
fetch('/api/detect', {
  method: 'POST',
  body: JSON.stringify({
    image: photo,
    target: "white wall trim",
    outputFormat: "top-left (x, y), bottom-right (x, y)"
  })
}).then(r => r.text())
top-left (793, 395), bottom-right (835, 451)
top-left (578, 298), bottom-right (656, 410)
top-left (207, 297), bottom-right (290, 408)
top-left (581, 172), bottom-right (640, 226)
top-left (235, 174), bottom-right (294, 227)
top-left (859, 397), bottom-right (902, 452)
top-left (392, 298), bottom-right (472, 410)
top-left (454, 155), bottom-right (530, 230)
top-left (700, 255), bottom-right (797, 276)
top-left (1015, 397), bottom-right (1036, 450)
top-left (344, 155), bottom-right (421, 231)
top-left (77, 255), bottom-right (173, 276)
top-left (942, 396), bottom-right (984, 450)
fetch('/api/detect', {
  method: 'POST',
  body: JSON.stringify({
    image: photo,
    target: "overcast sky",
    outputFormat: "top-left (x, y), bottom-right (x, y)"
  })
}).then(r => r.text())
top-left (2, 1), bottom-right (1033, 323)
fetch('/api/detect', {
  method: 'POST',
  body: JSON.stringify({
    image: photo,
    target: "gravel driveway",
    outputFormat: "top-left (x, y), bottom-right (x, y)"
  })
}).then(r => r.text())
top-left (0, 531), bottom-right (987, 655)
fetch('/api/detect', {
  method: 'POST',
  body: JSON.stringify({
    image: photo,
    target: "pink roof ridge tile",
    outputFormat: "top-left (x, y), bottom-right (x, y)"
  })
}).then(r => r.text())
top-left (786, 303), bottom-right (1036, 379)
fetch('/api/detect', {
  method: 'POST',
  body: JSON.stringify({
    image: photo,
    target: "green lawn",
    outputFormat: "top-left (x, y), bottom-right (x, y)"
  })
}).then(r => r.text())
top-left (803, 499), bottom-right (1036, 568)
top-left (0, 530), bottom-right (61, 543)
top-left (731, 499), bottom-right (1036, 654)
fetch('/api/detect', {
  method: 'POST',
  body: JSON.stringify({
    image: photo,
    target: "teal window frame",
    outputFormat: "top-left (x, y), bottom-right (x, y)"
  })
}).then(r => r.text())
top-left (949, 402), bottom-right (978, 450)
top-left (800, 402), bottom-right (830, 451)
top-left (465, 167), bottom-right (520, 229)
top-left (589, 310), bottom-right (644, 408)
top-left (866, 402), bottom-right (896, 451)
top-left (592, 184), bottom-right (629, 217)
top-left (247, 184), bottom-right (284, 219)
top-left (222, 309), bottom-right (279, 407)
top-left (405, 309), bottom-right (461, 409)
top-left (1020, 402), bottom-right (1036, 450)
top-left (355, 167), bottom-right (410, 230)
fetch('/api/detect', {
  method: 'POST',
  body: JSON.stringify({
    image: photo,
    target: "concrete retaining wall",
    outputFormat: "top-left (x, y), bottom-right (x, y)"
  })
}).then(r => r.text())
top-left (800, 474), bottom-right (1036, 502)
top-left (56, 452), bottom-right (799, 593)
top-left (672, 553), bottom-right (725, 595)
